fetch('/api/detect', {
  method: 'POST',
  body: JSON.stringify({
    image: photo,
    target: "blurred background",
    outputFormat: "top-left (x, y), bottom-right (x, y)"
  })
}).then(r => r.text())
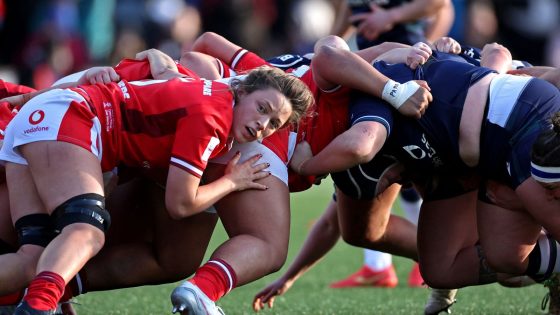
top-left (0, 0), bottom-right (558, 90)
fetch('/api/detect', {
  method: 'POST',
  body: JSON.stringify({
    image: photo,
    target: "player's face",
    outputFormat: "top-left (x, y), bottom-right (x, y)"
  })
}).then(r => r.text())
top-left (538, 181), bottom-right (560, 201)
top-left (232, 88), bottom-right (292, 143)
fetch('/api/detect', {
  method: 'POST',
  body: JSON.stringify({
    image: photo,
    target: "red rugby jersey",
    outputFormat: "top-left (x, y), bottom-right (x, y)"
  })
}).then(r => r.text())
top-left (72, 77), bottom-right (233, 176)
top-left (0, 80), bottom-right (36, 98)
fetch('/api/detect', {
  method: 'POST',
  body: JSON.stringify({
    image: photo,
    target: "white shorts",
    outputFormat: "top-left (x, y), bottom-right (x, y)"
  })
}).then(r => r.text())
top-left (0, 89), bottom-right (103, 165)
top-left (210, 139), bottom-right (291, 186)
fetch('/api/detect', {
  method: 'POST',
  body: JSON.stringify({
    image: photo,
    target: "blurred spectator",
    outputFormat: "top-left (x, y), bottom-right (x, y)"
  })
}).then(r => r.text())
top-left (290, 0), bottom-right (336, 54)
top-left (331, 0), bottom-right (448, 48)
top-left (0, 0), bottom-right (339, 87)
top-left (466, 0), bottom-right (560, 67)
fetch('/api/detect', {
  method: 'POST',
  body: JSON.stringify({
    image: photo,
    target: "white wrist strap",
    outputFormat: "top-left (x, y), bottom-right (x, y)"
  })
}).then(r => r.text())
top-left (381, 79), bottom-right (420, 110)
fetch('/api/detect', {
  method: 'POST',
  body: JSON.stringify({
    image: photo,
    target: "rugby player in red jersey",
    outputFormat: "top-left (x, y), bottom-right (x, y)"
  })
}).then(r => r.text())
top-left (0, 64), bottom-right (312, 314)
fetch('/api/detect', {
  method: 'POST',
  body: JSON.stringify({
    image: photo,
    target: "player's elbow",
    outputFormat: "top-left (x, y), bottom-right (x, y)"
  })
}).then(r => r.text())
top-left (165, 197), bottom-right (196, 220)
top-left (313, 44), bottom-right (340, 67)
top-left (349, 145), bottom-right (377, 164)
top-left (346, 123), bottom-right (385, 163)
top-left (193, 32), bottom-right (221, 53)
top-left (345, 138), bottom-right (378, 164)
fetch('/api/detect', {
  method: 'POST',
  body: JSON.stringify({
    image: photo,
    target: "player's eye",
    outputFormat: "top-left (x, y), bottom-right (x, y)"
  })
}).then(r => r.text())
top-left (270, 119), bottom-right (281, 130)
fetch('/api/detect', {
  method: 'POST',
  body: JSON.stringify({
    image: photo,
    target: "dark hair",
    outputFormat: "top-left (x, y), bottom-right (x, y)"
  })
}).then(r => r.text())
top-left (230, 66), bottom-right (313, 126)
top-left (531, 112), bottom-right (560, 166)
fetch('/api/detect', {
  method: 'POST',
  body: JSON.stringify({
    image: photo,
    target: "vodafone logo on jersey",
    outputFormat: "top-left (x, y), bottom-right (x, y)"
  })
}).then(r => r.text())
top-left (28, 110), bottom-right (45, 125)
top-left (24, 109), bottom-right (49, 134)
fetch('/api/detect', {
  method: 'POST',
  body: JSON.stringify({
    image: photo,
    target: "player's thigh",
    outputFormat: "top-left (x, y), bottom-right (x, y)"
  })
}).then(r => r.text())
top-left (477, 200), bottom-right (541, 273)
top-left (216, 175), bottom-right (290, 249)
top-left (153, 185), bottom-right (218, 269)
top-left (104, 178), bottom-right (156, 244)
top-left (21, 141), bottom-right (104, 211)
top-left (417, 191), bottom-right (478, 269)
top-left (0, 182), bottom-right (16, 246)
top-left (336, 183), bottom-right (400, 241)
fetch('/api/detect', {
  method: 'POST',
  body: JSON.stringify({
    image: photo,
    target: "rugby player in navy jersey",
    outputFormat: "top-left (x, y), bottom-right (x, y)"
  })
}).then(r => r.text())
top-left (255, 42), bottom-right (560, 314)
top-left (331, 0), bottom-right (452, 292)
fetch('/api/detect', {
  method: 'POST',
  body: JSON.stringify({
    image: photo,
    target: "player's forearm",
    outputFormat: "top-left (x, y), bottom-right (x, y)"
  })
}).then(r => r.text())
top-left (312, 45), bottom-right (388, 96)
top-left (11, 82), bottom-right (77, 109)
top-left (299, 123), bottom-right (386, 176)
top-left (355, 42), bottom-right (410, 62)
top-left (540, 67), bottom-right (560, 89)
top-left (330, 0), bottom-right (353, 37)
top-left (165, 176), bottom-right (235, 219)
top-left (191, 32), bottom-right (242, 66)
top-left (424, 0), bottom-right (455, 43)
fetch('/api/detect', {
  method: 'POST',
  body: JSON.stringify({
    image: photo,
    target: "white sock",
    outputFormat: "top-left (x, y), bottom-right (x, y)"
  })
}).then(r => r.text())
top-left (364, 249), bottom-right (392, 271)
top-left (400, 195), bottom-right (422, 226)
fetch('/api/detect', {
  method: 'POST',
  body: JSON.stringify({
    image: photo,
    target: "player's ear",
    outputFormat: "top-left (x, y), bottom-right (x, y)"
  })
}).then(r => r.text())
top-left (236, 88), bottom-right (248, 99)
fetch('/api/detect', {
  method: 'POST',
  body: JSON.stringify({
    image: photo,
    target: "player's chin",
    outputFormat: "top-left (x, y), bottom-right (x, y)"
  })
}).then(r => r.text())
top-left (233, 129), bottom-right (252, 143)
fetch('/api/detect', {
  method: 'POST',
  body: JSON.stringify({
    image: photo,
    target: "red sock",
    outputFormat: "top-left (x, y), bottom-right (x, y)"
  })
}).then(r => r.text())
top-left (190, 259), bottom-right (237, 301)
top-left (0, 290), bottom-right (24, 305)
top-left (23, 271), bottom-right (66, 311)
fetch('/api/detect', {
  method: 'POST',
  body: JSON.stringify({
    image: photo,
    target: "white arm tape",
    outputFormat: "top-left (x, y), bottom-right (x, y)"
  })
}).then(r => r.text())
top-left (381, 79), bottom-right (420, 110)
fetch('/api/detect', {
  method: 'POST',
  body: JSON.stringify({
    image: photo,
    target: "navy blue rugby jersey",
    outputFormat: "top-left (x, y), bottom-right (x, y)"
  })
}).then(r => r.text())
top-left (349, 52), bottom-right (497, 174)
top-left (265, 54), bottom-right (312, 71)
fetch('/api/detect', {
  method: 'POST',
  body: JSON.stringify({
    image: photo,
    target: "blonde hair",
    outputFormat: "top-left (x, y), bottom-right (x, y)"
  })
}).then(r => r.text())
top-left (230, 66), bottom-right (313, 126)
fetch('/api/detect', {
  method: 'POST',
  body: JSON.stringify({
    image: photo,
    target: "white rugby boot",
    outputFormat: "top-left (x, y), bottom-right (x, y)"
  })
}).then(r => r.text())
top-left (171, 281), bottom-right (225, 315)
top-left (424, 288), bottom-right (457, 315)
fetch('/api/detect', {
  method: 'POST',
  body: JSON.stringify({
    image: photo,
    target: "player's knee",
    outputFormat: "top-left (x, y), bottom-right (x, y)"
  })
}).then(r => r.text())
top-left (51, 193), bottom-right (110, 250)
top-left (260, 238), bottom-right (288, 273)
top-left (419, 257), bottom-right (456, 288)
top-left (269, 248), bottom-right (288, 273)
top-left (422, 272), bottom-right (455, 289)
top-left (52, 193), bottom-right (110, 232)
top-left (484, 249), bottom-right (524, 275)
top-left (341, 228), bottom-right (383, 248)
top-left (340, 230), bottom-right (363, 247)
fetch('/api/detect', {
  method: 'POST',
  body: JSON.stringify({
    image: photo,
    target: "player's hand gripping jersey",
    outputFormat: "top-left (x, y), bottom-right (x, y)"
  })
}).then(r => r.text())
top-left (0, 80), bottom-right (36, 139)
top-left (114, 58), bottom-right (201, 80)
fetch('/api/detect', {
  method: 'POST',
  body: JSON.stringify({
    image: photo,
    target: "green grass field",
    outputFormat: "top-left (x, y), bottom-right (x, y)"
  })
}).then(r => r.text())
top-left (72, 179), bottom-right (548, 314)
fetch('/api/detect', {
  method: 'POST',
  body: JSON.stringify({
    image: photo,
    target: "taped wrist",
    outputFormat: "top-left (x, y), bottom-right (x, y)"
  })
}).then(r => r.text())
top-left (381, 79), bottom-right (420, 110)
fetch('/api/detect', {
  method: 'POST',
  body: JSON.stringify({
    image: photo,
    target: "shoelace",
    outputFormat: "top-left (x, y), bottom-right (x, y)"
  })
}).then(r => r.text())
top-left (542, 276), bottom-right (560, 311)
top-left (543, 292), bottom-right (550, 311)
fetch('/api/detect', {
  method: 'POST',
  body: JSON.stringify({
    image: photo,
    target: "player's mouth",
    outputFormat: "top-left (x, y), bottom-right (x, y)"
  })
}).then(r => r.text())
top-left (246, 126), bottom-right (256, 139)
